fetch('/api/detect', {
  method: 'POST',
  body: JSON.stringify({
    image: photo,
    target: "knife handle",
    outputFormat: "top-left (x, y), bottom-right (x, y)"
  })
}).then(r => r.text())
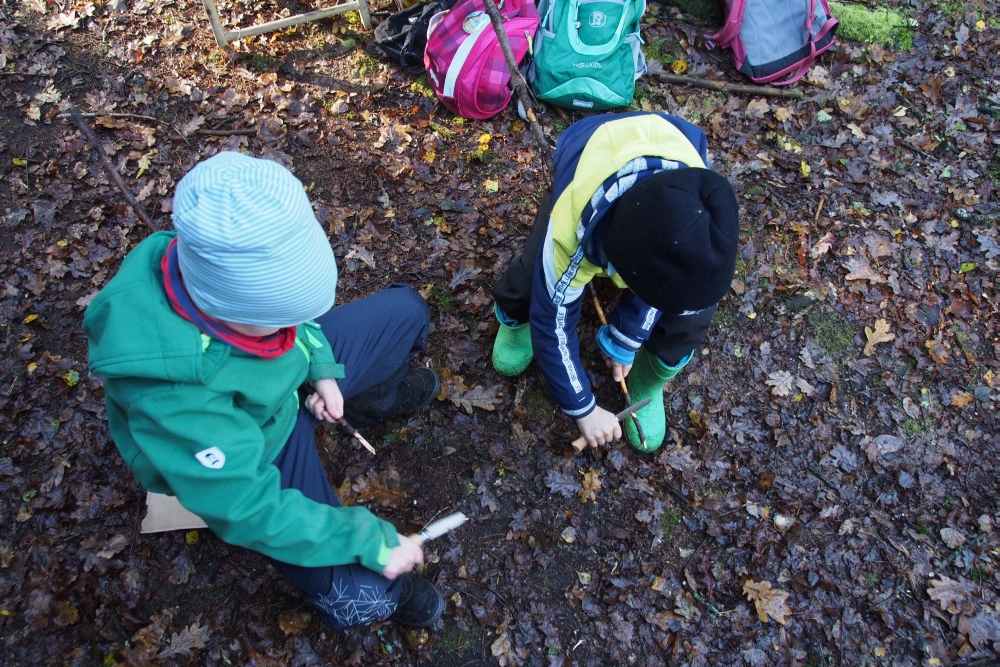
top-left (407, 533), bottom-right (426, 546)
top-left (571, 436), bottom-right (588, 453)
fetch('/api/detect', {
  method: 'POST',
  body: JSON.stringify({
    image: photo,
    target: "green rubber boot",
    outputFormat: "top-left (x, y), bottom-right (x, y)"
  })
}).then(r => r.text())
top-left (623, 347), bottom-right (691, 452)
top-left (492, 309), bottom-right (534, 377)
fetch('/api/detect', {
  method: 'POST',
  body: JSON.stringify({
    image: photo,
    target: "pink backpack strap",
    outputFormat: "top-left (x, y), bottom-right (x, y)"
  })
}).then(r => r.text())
top-left (705, 0), bottom-right (747, 49)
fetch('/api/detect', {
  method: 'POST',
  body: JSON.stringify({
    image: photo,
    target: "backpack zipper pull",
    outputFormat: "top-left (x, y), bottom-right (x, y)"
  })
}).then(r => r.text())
top-left (526, 30), bottom-right (533, 56)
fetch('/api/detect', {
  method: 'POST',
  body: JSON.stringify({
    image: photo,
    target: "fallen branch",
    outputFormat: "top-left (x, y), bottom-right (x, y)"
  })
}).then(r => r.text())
top-left (954, 208), bottom-right (1000, 226)
top-left (69, 108), bottom-right (156, 229)
top-left (481, 0), bottom-right (554, 173)
top-left (657, 72), bottom-right (805, 99)
top-left (57, 111), bottom-right (161, 123)
top-left (0, 70), bottom-right (50, 77)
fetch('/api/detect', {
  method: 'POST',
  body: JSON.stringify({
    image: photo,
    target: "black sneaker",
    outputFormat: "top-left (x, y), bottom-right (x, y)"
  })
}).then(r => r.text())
top-left (394, 367), bottom-right (440, 416)
top-left (389, 575), bottom-right (444, 628)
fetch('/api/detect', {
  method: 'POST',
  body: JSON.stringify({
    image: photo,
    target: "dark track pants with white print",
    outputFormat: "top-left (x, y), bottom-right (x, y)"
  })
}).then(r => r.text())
top-left (492, 192), bottom-right (716, 367)
top-left (267, 284), bottom-right (430, 630)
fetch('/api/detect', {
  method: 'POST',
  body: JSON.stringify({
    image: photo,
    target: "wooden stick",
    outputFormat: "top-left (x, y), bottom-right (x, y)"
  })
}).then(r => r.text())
top-left (57, 112), bottom-right (161, 123)
top-left (586, 283), bottom-right (645, 447)
top-left (480, 0), bottom-right (554, 175)
top-left (335, 417), bottom-right (376, 455)
top-left (656, 72), bottom-right (805, 99)
top-left (69, 108), bottom-right (156, 229)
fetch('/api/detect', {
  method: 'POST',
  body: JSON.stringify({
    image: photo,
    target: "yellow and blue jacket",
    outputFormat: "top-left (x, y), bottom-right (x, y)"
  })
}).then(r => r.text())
top-left (528, 112), bottom-right (710, 417)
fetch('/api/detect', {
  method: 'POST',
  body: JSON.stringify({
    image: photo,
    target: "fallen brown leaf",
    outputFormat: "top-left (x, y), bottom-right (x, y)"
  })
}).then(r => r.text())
top-left (743, 579), bottom-right (791, 624)
top-left (863, 319), bottom-right (895, 356)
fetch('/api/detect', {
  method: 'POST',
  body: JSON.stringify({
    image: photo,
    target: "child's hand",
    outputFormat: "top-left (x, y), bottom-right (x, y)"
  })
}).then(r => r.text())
top-left (305, 378), bottom-right (344, 422)
top-left (603, 354), bottom-right (633, 382)
top-left (382, 535), bottom-right (424, 580)
top-left (575, 406), bottom-right (622, 448)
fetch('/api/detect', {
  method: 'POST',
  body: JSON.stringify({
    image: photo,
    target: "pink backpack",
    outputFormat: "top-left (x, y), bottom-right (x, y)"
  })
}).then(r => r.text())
top-left (424, 0), bottom-right (539, 119)
top-left (705, 0), bottom-right (838, 86)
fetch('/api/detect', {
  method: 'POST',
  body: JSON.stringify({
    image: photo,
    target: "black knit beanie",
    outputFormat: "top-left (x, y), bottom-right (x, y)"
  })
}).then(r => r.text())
top-left (603, 168), bottom-right (739, 314)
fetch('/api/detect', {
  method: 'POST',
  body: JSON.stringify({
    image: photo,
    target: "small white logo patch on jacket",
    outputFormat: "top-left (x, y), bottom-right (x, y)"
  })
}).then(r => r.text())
top-left (195, 447), bottom-right (226, 469)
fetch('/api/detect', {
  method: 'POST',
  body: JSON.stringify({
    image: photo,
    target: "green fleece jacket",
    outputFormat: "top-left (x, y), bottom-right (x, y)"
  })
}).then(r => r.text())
top-left (83, 231), bottom-right (398, 571)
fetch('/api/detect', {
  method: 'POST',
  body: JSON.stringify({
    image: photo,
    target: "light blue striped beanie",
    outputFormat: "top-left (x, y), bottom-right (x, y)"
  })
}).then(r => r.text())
top-left (171, 151), bottom-right (337, 328)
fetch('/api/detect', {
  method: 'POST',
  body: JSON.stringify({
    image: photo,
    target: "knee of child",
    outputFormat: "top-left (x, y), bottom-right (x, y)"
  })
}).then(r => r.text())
top-left (388, 283), bottom-right (431, 324)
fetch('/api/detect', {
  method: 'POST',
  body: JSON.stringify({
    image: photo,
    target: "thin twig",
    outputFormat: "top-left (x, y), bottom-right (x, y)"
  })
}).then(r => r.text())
top-left (586, 283), bottom-right (645, 444)
top-left (331, 417), bottom-right (376, 454)
top-left (896, 90), bottom-right (927, 122)
top-left (69, 108), bottom-right (156, 229)
top-left (657, 72), bottom-right (804, 99)
top-left (481, 0), bottom-right (553, 175)
top-left (57, 111), bottom-right (161, 123)
top-left (807, 467), bottom-right (841, 497)
top-left (0, 71), bottom-right (50, 77)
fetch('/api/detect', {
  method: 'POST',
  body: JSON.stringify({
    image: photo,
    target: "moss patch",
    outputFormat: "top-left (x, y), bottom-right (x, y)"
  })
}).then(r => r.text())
top-left (829, 2), bottom-right (913, 49)
top-left (245, 53), bottom-right (278, 71)
top-left (808, 308), bottom-right (855, 358)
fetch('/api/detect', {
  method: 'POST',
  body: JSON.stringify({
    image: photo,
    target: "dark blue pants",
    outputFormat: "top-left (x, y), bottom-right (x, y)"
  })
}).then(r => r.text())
top-left (268, 284), bottom-right (429, 629)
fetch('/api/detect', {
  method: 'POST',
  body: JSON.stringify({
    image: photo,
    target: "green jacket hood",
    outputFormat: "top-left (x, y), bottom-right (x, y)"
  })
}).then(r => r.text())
top-left (84, 231), bottom-right (229, 384)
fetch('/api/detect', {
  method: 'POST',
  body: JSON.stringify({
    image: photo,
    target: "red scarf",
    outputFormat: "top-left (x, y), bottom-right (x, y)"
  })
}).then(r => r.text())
top-left (161, 239), bottom-right (296, 360)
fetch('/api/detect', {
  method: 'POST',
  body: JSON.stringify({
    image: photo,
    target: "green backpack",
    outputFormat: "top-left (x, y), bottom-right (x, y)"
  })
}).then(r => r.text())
top-left (529, 0), bottom-right (647, 110)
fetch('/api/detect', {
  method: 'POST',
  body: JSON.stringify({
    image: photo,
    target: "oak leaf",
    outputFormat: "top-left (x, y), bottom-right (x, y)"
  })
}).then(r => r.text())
top-left (446, 384), bottom-right (503, 414)
top-left (766, 371), bottom-right (795, 397)
top-left (743, 579), bottom-right (791, 624)
top-left (927, 576), bottom-right (975, 614)
top-left (843, 256), bottom-right (886, 284)
top-left (863, 319), bottom-right (895, 356)
top-left (157, 622), bottom-right (210, 659)
top-left (951, 391), bottom-right (974, 407)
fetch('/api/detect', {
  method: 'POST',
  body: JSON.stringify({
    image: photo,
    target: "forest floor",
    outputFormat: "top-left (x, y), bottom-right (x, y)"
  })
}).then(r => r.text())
top-left (1, 0), bottom-right (999, 665)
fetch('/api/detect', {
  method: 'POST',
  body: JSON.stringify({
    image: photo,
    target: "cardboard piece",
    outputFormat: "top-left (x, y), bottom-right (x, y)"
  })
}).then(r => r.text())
top-left (140, 492), bottom-right (208, 534)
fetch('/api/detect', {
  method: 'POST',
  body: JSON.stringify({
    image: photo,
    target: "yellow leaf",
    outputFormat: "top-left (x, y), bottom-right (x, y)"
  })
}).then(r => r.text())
top-left (800, 161), bottom-right (811, 178)
top-left (424, 150), bottom-right (436, 164)
top-left (863, 318), bottom-right (895, 356)
top-left (670, 59), bottom-right (687, 75)
top-left (136, 153), bottom-right (152, 179)
top-left (975, 20), bottom-right (985, 31)
top-left (951, 391), bottom-right (973, 407)
top-left (27, 362), bottom-right (38, 373)
top-left (874, 647), bottom-right (887, 658)
top-left (512, 120), bottom-right (525, 133)
top-left (483, 179), bottom-right (499, 193)
top-left (578, 468), bottom-right (601, 502)
top-left (651, 576), bottom-right (667, 592)
top-left (185, 530), bottom-right (200, 544)
top-left (22, 313), bottom-right (39, 324)
top-left (478, 133), bottom-right (491, 146)
top-left (743, 579), bottom-right (791, 624)
top-left (13, 157), bottom-right (27, 166)
top-left (62, 370), bottom-right (80, 387)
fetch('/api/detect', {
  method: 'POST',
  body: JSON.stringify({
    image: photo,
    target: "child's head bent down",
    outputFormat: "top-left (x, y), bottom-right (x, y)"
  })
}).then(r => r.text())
top-left (602, 167), bottom-right (739, 315)
top-left (171, 151), bottom-right (337, 330)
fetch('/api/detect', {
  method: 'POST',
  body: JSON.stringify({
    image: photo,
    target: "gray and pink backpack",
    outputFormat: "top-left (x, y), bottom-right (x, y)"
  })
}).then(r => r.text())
top-left (705, 0), bottom-right (838, 86)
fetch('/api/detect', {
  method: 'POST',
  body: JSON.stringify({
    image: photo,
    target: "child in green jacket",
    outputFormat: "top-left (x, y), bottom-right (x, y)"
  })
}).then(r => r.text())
top-left (84, 152), bottom-right (444, 629)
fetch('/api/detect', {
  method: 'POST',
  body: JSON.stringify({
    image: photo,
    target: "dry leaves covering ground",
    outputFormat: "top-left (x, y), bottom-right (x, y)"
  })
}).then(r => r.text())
top-left (1, 0), bottom-right (999, 665)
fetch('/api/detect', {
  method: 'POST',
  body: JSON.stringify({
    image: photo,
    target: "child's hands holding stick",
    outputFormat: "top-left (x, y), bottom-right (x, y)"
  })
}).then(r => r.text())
top-left (305, 378), bottom-right (344, 422)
